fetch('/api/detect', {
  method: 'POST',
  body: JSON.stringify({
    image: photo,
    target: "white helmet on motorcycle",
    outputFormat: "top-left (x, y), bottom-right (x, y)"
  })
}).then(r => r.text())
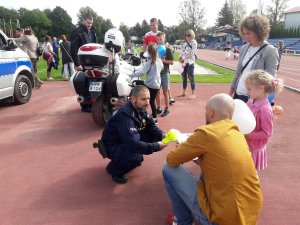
top-left (104, 28), bottom-right (124, 53)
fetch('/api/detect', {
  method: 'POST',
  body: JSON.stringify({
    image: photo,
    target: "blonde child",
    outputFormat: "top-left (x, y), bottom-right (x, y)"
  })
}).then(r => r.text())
top-left (130, 43), bottom-right (163, 124)
top-left (245, 70), bottom-right (284, 170)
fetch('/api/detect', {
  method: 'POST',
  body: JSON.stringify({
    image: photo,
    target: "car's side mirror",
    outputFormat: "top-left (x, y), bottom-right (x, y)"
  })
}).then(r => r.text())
top-left (5, 39), bottom-right (18, 50)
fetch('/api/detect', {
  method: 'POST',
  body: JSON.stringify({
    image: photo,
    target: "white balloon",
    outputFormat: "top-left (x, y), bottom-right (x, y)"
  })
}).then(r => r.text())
top-left (172, 61), bottom-right (184, 73)
top-left (232, 99), bottom-right (256, 134)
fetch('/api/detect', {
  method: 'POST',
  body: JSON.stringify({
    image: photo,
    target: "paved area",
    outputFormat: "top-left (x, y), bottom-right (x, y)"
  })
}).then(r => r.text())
top-left (0, 81), bottom-right (299, 225)
top-left (170, 62), bottom-right (217, 75)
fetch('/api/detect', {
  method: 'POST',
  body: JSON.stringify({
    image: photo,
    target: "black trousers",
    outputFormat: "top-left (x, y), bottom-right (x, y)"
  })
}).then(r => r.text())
top-left (107, 135), bottom-right (160, 177)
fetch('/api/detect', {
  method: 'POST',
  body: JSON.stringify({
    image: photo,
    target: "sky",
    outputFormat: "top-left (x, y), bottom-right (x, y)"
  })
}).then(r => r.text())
top-left (1, 0), bottom-right (299, 28)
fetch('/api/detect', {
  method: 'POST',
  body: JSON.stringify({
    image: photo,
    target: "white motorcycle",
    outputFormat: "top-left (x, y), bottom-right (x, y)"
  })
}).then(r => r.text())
top-left (70, 29), bottom-right (141, 126)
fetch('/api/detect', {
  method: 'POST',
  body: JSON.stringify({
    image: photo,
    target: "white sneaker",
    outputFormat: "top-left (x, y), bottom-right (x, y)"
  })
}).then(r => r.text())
top-left (47, 77), bottom-right (54, 81)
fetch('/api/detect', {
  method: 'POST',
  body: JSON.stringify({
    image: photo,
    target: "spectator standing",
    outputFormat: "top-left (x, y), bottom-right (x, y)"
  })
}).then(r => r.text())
top-left (14, 26), bottom-right (43, 88)
top-left (42, 35), bottom-right (56, 81)
top-left (178, 29), bottom-right (198, 99)
top-left (15, 28), bottom-right (26, 52)
top-left (71, 14), bottom-right (97, 71)
top-left (70, 14), bottom-right (97, 112)
top-left (142, 18), bottom-right (159, 52)
top-left (230, 14), bottom-right (279, 103)
top-left (277, 40), bottom-right (285, 70)
top-left (156, 32), bottom-right (174, 117)
top-left (60, 35), bottom-right (75, 80)
top-left (52, 37), bottom-right (59, 69)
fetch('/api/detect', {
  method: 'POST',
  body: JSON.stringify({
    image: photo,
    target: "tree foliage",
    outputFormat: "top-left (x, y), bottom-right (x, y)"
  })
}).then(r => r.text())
top-left (228, 0), bottom-right (246, 26)
top-left (178, 0), bottom-right (206, 33)
top-left (45, 6), bottom-right (75, 39)
top-left (119, 23), bottom-right (130, 42)
top-left (216, 0), bottom-right (234, 27)
top-left (20, 8), bottom-right (52, 40)
top-left (265, 0), bottom-right (289, 26)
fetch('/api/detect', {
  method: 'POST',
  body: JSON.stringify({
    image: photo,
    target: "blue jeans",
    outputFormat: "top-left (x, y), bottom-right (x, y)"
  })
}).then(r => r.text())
top-left (162, 164), bottom-right (217, 225)
top-left (182, 64), bottom-right (195, 90)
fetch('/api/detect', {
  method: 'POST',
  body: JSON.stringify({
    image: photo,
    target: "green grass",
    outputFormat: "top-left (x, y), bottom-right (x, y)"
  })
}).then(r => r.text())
top-left (37, 59), bottom-right (66, 81)
top-left (171, 51), bottom-right (234, 83)
top-left (37, 50), bottom-right (235, 83)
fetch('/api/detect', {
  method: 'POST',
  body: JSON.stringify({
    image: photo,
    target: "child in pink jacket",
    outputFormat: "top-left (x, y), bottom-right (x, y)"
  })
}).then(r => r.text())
top-left (245, 70), bottom-right (284, 170)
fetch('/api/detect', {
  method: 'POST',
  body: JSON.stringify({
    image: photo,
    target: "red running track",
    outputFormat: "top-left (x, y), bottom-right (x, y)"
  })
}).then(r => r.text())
top-left (196, 49), bottom-right (300, 91)
top-left (0, 82), bottom-right (299, 224)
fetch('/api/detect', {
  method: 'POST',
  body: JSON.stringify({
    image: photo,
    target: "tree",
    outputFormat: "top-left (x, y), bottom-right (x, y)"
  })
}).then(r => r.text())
top-left (19, 8), bottom-right (52, 40)
top-left (141, 19), bottom-right (150, 38)
top-left (45, 6), bottom-right (74, 38)
top-left (119, 23), bottom-right (130, 42)
top-left (266, 0), bottom-right (289, 27)
top-left (178, 0), bottom-right (206, 33)
top-left (158, 19), bottom-right (165, 32)
top-left (129, 22), bottom-right (144, 43)
top-left (164, 26), bottom-right (180, 44)
top-left (228, 0), bottom-right (246, 26)
top-left (216, 0), bottom-right (234, 27)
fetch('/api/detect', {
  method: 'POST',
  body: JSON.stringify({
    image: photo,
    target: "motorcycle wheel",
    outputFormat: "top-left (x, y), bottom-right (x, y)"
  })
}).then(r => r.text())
top-left (92, 94), bottom-right (113, 127)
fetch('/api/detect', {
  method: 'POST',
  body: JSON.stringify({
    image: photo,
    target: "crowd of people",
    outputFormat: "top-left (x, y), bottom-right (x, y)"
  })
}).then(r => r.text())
top-left (13, 13), bottom-right (285, 225)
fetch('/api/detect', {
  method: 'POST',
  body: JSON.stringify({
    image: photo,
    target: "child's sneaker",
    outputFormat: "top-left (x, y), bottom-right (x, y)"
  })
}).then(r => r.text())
top-left (169, 97), bottom-right (176, 104)
top-left (157, 107), bottom-right (163, 114)
top-left (161, 108), bottom-right (170, 117)
top-left (153, 118), bottom-right (158, 125)
top-left (166, 213), bottom-right (178, 225)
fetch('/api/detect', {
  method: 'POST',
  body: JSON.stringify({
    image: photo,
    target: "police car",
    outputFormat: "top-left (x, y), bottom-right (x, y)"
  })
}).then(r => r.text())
top-left (0, 29), bottom-right (34, 104)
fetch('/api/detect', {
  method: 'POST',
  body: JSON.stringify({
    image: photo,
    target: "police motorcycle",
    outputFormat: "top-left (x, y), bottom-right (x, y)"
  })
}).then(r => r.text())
top-left (70, 28), bottom-right (141, 126)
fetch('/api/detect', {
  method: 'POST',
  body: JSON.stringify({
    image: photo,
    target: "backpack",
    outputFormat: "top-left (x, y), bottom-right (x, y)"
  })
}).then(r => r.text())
top-left (36, 46), bottom-right (43, 57)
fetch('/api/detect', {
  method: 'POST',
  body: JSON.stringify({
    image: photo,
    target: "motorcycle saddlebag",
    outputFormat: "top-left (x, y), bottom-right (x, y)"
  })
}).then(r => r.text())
top-left (72, 71), bottom-right (89, 96)
top-left (105, 72), bottom-right (119, 97)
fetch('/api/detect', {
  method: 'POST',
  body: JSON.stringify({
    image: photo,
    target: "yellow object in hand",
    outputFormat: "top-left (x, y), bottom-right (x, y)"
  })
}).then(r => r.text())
top-left (162, 129), bottom-right (181, 144)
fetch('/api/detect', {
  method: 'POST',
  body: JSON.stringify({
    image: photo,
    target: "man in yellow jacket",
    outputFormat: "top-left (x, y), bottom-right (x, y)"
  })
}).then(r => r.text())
top-left (163, 93), bottom-right (263, 225)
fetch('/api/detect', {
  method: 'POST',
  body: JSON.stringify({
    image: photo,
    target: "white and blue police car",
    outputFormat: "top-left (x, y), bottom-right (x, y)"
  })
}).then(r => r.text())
top-left (0, 29), bottom-right (34, 104)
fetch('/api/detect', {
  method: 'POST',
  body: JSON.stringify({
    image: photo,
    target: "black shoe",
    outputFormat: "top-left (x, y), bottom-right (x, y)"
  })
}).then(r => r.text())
top-left (106, 163), bottom-right (112, 175)
top-left (157, 107), bottom-right (163, 114)
top-left (112, 175), bottom-right (128, 184)
top-left (106, 163), bottom-right (128, 184)
top-left (161, 108), bottom-right (170, 117)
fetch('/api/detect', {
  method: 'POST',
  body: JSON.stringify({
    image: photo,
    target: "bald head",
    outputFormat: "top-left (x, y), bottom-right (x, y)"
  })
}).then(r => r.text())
top-left (206, 93), bottom-right (235, 124)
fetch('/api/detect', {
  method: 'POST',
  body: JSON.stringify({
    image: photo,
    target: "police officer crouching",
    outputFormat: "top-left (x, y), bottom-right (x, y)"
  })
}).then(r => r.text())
top-left (98, 85), bottom-right (167, 184)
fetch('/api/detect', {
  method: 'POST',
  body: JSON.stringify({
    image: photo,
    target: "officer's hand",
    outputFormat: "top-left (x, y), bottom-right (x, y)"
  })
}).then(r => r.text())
top-left (158, 141), bottom-right (167, 151)
top-left (76, 65), bottom-right (83, 71)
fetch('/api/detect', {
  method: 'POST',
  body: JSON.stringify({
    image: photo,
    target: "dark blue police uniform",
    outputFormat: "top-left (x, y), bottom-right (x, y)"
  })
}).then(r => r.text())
top-left (101, 101), bottom-right (164, 178)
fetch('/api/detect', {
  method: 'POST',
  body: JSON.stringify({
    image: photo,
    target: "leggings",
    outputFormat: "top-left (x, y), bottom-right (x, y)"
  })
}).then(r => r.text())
top-left (147, 87), bottom-right (159, 119)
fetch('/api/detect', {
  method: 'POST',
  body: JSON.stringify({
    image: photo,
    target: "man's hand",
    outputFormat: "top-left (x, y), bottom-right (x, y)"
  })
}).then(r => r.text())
top-left (157, 141), bottom-right (167, 151)
top-left (76, 65), bottom-right (83, 71)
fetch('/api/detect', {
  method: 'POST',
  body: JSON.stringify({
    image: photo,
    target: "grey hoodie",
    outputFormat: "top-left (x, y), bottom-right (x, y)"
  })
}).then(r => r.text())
top-left (131, 59), bottom-right (163, 89)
